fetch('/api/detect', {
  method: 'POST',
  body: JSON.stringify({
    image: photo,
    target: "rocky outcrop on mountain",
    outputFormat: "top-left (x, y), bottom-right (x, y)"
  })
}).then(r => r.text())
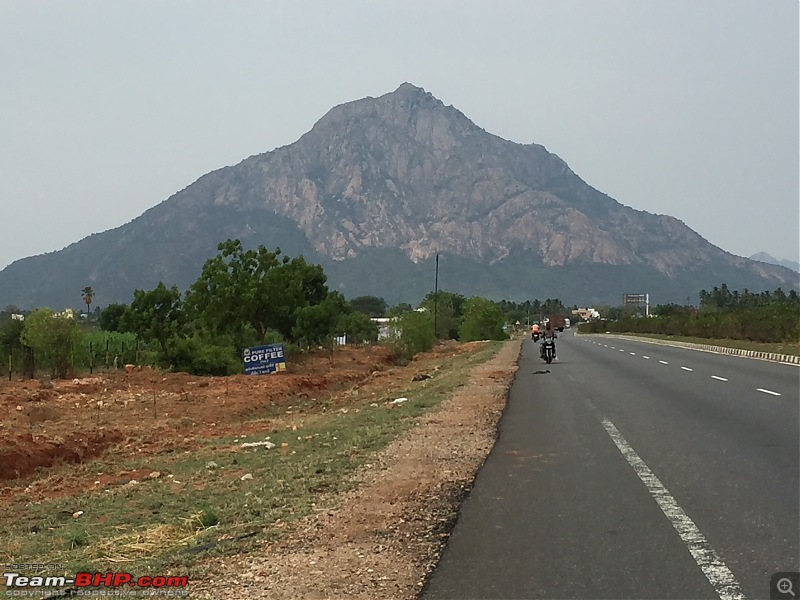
top-left (0, 83), bottom-right (796, 309)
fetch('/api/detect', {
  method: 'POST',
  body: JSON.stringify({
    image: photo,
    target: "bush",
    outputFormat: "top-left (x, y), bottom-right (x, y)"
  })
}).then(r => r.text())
top-left (388, 311), bottom-right (435, 362)
top-left (167, 336), bottom-right (241, 376)
top-left (459, 298), bottom-right (507, 342)
top-left (21, 308), bottom-right (82, 378)
top-left (336, 312), bottom-right (379, 344)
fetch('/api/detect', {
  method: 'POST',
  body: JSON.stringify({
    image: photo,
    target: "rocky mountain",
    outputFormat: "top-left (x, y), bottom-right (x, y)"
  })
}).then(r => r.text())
top-left (1, 83), bottom-right (797, 310)
top-left (749, 252), bottom-right (800, 273)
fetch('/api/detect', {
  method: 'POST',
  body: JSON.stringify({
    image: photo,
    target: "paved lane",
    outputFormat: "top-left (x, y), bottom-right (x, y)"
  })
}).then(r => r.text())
top-left (422, 334), bottom-right (799, 599)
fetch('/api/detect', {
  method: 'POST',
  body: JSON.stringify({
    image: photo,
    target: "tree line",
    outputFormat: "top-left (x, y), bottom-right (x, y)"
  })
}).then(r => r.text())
top-left (580, 284), bottom-right (800, 343)
top-left (5, 239), bottom-right (571, 378)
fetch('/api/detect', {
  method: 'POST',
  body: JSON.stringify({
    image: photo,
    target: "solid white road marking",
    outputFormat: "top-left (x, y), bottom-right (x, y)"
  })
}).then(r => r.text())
top-left (757, 388), bottom-right (781, 396)
top-left (597, 416), bottom-right (745, 600)
top-left (659, 360), bottom-right (669, 365)
top-left (681, 367), bottom-right (693, 372)
top-left (711, 376), bottom-right (728, 382)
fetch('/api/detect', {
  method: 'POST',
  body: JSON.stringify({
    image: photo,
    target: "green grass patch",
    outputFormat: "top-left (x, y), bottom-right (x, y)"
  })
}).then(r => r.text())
top-left (1, 341), bottom-right (504, 576)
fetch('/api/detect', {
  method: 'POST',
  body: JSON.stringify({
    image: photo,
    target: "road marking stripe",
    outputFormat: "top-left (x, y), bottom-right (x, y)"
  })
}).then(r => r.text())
top-left (681, 366), bottom-right (693, 372)
top-left (598, 416), bottom-right (745, 600)
top-left (659, 360), bottom-right (669, 365)
top-left (630, 352), bottom-right (636, 355)
top-left (610, 346), bottom-right (615, 349)
top-left (620, 349), bottom-right (625, 352)
top-left (642, 356), bottom-right (650, 359)
top-left (711, 376), bottom-right (728, 382)
top-left (757, 388), bottom-right (781, 396)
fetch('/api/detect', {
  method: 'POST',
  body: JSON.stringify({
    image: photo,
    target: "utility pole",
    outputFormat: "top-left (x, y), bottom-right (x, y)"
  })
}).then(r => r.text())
top-left (434, 253), bottom-right (439, 337)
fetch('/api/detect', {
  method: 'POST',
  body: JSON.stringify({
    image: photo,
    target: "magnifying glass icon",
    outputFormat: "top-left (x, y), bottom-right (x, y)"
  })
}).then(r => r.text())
top-left (778, 577), bottom-right (796, 597)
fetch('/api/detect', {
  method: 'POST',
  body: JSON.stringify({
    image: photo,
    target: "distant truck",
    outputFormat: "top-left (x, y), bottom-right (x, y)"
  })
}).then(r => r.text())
top-left (546, 314), bottom-right (567, 332)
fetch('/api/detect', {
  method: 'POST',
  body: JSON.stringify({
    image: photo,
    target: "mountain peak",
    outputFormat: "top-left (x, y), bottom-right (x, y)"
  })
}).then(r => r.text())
top-left (307, 82), bottom-right (470, 145)
top-left (392, 82), bottom-right (428, 97)
top-left (2, 85), bottom-right (797, 309)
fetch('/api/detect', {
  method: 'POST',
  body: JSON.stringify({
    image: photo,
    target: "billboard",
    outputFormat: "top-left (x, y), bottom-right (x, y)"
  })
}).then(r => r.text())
top-left (243, 343), bottom-right (286, 375)
top-left (623, 294), bottom-right (647, 304)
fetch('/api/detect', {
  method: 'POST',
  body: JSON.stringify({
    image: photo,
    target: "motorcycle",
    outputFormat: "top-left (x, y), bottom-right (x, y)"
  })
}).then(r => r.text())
top-left (532, 332), bottom-right (540, 342)
top-left (540, 337), bottom-right (556, 364)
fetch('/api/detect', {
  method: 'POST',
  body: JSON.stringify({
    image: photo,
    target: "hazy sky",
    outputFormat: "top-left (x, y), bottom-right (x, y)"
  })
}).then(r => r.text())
top-left (1, 0), bottom-right (798, 272)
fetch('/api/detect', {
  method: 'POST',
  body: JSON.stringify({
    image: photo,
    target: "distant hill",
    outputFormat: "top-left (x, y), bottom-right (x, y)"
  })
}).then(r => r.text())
top-left (749, 252), bottom-right (800, 274)
top-left (0, 83), bottom-right (797, 310)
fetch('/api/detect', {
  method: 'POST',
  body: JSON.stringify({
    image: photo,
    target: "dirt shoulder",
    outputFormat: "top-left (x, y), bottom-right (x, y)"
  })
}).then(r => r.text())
top-left (192, 339), bottom-right (521, 599)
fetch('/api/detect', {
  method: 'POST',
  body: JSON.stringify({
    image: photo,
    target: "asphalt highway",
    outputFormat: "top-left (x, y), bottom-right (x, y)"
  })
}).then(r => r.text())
top-left (422, 333), bottom-right (800, 600)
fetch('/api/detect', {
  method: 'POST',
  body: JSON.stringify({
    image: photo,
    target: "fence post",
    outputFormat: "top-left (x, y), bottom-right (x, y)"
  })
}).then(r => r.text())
top-left (89, 342), bottom-right (93, 375)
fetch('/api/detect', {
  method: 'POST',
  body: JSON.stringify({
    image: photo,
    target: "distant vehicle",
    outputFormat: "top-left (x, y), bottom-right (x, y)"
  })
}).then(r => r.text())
top-left (564, 318), bottom-right (570, 329)
top-left (547, 314), bottom-right (567, 333)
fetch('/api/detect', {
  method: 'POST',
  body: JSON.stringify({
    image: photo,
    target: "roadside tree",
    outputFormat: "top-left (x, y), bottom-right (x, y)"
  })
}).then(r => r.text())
top-left (349, 295), bottom-right (388, 318)
top-left (185, 240), bottom-right (328, 345)
top-left (21, 308), bottom-right (81, 378)
top-left (419, 291), bottom-right (465, 339)
top-left (391, 310), bottom-right (435, 361)
top-left (120, 282), bottom-right (184, 361)
top-left (336, 311), bottom-right (379, 344)
top-left (293, 292), bottom-right (349, 349)
top-left (98, 303), bottom-right (128, 332)
top-left (459, 297), bottom-right (507, 342)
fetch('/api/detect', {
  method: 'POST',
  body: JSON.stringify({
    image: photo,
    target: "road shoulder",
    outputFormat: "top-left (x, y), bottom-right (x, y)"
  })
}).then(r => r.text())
top-left (192, 339), bottom-right (521, 599)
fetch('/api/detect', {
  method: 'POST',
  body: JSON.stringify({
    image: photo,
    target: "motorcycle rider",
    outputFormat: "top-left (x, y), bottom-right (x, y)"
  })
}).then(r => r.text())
top-left (540, 328), bottom-right (556, 360)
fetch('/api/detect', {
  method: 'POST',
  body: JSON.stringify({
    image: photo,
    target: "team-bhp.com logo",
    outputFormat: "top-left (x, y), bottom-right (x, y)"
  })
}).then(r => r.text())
top-left (4, 571), bottom-right (188, 595)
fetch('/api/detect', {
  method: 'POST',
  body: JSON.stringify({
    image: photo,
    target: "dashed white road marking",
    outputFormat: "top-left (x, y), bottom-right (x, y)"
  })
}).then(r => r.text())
top-left (681, 366), bottom-right (693, 372)
top-left (757, 388), bottom-right (781, 396)
top-left (596, 414), bottom-right (745, 600)
top-left (642, 356), bottom-right (650, 360)
top-left (630, 352), bottom-right (636, 355)
top-left (711, 376), bottom-right (728, 382)
top-left (620, 349), bottom-right (625, 352)
top-left (610, 346), bottom-right (616, 349)
top-left (659, 360), bottom-right (669, 365)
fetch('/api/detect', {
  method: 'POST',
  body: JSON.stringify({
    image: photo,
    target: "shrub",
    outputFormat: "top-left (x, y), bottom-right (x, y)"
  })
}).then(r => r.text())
top-left (21, 308), bottom-right (82, 378)
top-left (167, 336), bottom-right (241, 376)
top-left (336, 312), bottom-right (379, 344)
top-left (459, 298), bottom-right (507, 342)
top-left (388, 310), bottom-right (435, 362)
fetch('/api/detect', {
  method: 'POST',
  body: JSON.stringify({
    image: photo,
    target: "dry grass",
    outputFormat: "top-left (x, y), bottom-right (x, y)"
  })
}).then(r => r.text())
top-left (86, 520), bottom-right (207, 564)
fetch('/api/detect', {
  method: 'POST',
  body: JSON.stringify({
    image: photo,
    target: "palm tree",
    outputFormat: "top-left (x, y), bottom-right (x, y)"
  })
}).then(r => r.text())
top-left (81, 286), bottom-right (95, 317)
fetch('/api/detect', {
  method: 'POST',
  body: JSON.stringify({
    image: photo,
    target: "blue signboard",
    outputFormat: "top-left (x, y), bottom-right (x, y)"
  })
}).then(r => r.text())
top-left (243, 343), bottom-right (286, 375)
